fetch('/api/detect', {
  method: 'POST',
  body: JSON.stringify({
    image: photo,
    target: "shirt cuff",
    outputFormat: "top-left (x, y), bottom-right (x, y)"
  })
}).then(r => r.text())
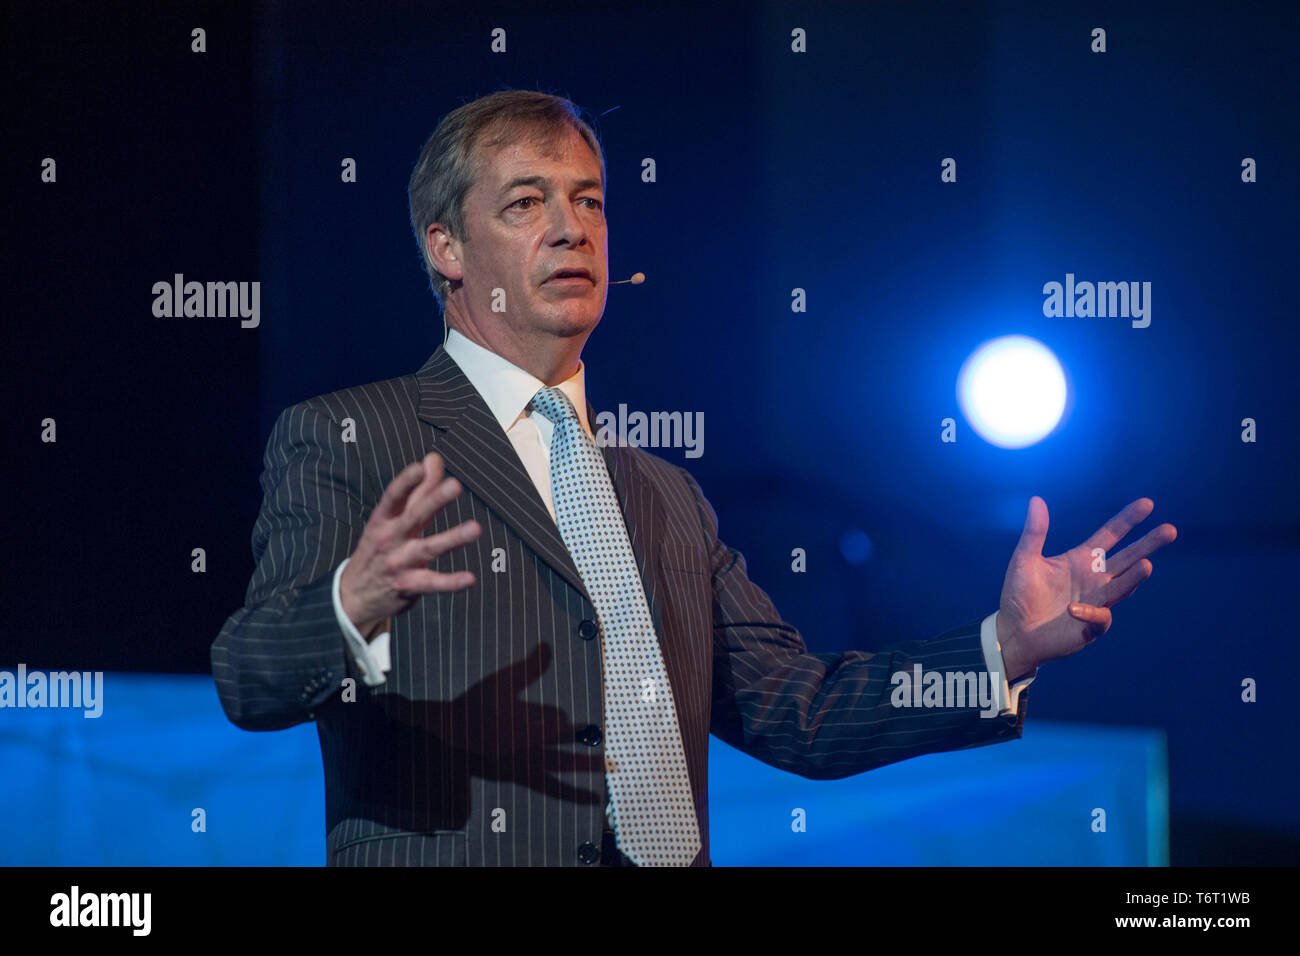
top-left (980, 611), bottom-right (1037, 715)
top-left (332, 558), bottom-right (391, 687)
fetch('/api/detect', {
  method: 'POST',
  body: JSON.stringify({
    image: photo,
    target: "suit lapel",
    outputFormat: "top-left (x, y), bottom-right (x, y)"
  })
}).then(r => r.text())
top-left (415, 345), bottom-right (588, 600)
top-left (414, 345), bottom-right (667, 644)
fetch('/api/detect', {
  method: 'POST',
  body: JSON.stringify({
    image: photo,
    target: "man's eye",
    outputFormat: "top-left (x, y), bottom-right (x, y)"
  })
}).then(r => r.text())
top-left (511, 196), bottom-right (602, 211)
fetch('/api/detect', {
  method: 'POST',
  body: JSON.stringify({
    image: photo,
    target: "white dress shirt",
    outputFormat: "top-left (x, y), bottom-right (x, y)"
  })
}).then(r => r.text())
top-left (331, 327), bottom-right (1035, 714)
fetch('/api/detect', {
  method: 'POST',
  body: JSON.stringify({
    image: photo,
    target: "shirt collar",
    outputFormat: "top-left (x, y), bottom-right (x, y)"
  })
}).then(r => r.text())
top-left (443, 328), bottom-right (593, 439)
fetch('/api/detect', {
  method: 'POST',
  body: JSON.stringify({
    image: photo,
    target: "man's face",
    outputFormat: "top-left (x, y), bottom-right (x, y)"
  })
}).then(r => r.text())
top-left (444, 127), bottom-right (609, 349)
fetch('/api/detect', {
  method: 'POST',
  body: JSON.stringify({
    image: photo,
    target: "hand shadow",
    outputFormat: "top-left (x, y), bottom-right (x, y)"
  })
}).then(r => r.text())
top-left (328, 642), bottom-right (605, 834)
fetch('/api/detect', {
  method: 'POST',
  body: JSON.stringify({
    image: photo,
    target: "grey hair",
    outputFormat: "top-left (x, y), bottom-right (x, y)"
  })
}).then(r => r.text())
top-left (407, 89), bottom-right (607, 314)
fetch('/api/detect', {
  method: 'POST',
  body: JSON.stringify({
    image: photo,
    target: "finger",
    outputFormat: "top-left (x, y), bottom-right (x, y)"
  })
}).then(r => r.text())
top-left (392, 567), bottom-right (477, 596)
top-left (395, 474), bottom-right (464, 538)
top-left (424, 520), bottom-right (482, 560)
top-left (388, 520), bottom-right (481, 569)
top-left (1014, 496), bottom-right (1049, 558)
top-left (406, 453), bottom-right (448, 506)
top-left (375, 455), bottom-right (438, 519)
top-left (1105, 523), bottom-right (1176, 577)
top-left (1097, 558), bottom-right (1152, 607)
top-left (1083, 498), bottom-right (1154, 555)
top-left (1068, 602), bottom-right (1112, 639)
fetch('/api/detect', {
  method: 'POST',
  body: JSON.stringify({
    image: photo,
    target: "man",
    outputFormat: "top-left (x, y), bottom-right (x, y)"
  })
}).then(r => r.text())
top-left (210, 90), bottom-right (1177, 866)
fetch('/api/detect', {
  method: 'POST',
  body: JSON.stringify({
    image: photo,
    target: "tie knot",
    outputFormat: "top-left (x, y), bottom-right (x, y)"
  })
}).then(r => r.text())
top-left (529, 386), bottom-right (578, 426)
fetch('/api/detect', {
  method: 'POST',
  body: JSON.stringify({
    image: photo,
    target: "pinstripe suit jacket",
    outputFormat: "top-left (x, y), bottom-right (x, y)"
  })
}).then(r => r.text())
top-left (211, 344), bottom-right (1028, 866)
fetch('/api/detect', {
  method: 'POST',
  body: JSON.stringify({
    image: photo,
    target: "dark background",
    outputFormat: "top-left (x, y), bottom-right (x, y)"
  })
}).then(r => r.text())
top-left (5, 0), bottom-right (1297, 864)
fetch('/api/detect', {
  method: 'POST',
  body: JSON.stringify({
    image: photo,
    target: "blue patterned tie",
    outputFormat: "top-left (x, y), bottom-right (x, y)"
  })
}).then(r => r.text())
top-left (529, 386), bottom-right (701, 867)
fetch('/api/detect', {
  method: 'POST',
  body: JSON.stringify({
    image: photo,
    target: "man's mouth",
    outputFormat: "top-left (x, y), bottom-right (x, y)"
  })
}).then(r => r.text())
top-left (545, 268), bottom-right (594, 284)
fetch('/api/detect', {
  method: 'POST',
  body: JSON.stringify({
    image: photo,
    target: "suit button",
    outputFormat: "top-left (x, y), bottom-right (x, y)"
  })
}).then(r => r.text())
top-left (577, 841), bottom-right (600, 864)
top-left (577, 724), bottom-right (602, 747)
top-left (578, 619), bottom-right (598, 640)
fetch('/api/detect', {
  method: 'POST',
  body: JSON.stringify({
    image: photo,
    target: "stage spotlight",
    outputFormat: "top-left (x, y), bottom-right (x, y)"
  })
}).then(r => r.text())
top-left (957, 335), bottom-right (1067, 449)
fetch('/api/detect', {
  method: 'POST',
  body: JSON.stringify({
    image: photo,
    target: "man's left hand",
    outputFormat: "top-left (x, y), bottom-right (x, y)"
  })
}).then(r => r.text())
top-left (997, 496), bottom-right (1177, 680)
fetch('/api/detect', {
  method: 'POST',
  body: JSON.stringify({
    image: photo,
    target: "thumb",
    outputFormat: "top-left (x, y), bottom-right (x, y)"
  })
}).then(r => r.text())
top-left (1014, 496), bottom-right (1049, 558)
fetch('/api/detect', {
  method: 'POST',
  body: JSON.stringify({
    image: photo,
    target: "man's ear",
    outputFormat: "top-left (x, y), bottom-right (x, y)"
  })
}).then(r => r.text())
top-left (426, 224), bottom-right (464, 283)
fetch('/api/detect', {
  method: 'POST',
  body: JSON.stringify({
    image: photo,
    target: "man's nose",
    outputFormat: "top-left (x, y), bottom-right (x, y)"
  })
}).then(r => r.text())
top-left (548, 200), bottom-right (589, 246)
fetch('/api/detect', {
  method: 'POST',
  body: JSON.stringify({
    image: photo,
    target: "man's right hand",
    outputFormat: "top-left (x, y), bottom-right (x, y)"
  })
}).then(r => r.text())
top-left (339, 452), bottom-right (481, 639)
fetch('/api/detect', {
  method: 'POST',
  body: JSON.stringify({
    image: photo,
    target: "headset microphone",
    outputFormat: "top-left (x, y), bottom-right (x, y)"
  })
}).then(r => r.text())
top-left (610, 272), bottom-right (645, 285)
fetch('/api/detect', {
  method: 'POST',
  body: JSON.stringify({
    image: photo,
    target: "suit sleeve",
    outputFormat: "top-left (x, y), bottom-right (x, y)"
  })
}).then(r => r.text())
top-left (679, 468), bottom-right (1028, 780)
top-left (210, 401), bottom-right (372, 731)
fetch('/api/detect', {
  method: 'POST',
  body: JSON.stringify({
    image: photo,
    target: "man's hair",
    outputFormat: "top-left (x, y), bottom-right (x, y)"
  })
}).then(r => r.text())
top-left (407, 89), bottom-right (606, 314)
